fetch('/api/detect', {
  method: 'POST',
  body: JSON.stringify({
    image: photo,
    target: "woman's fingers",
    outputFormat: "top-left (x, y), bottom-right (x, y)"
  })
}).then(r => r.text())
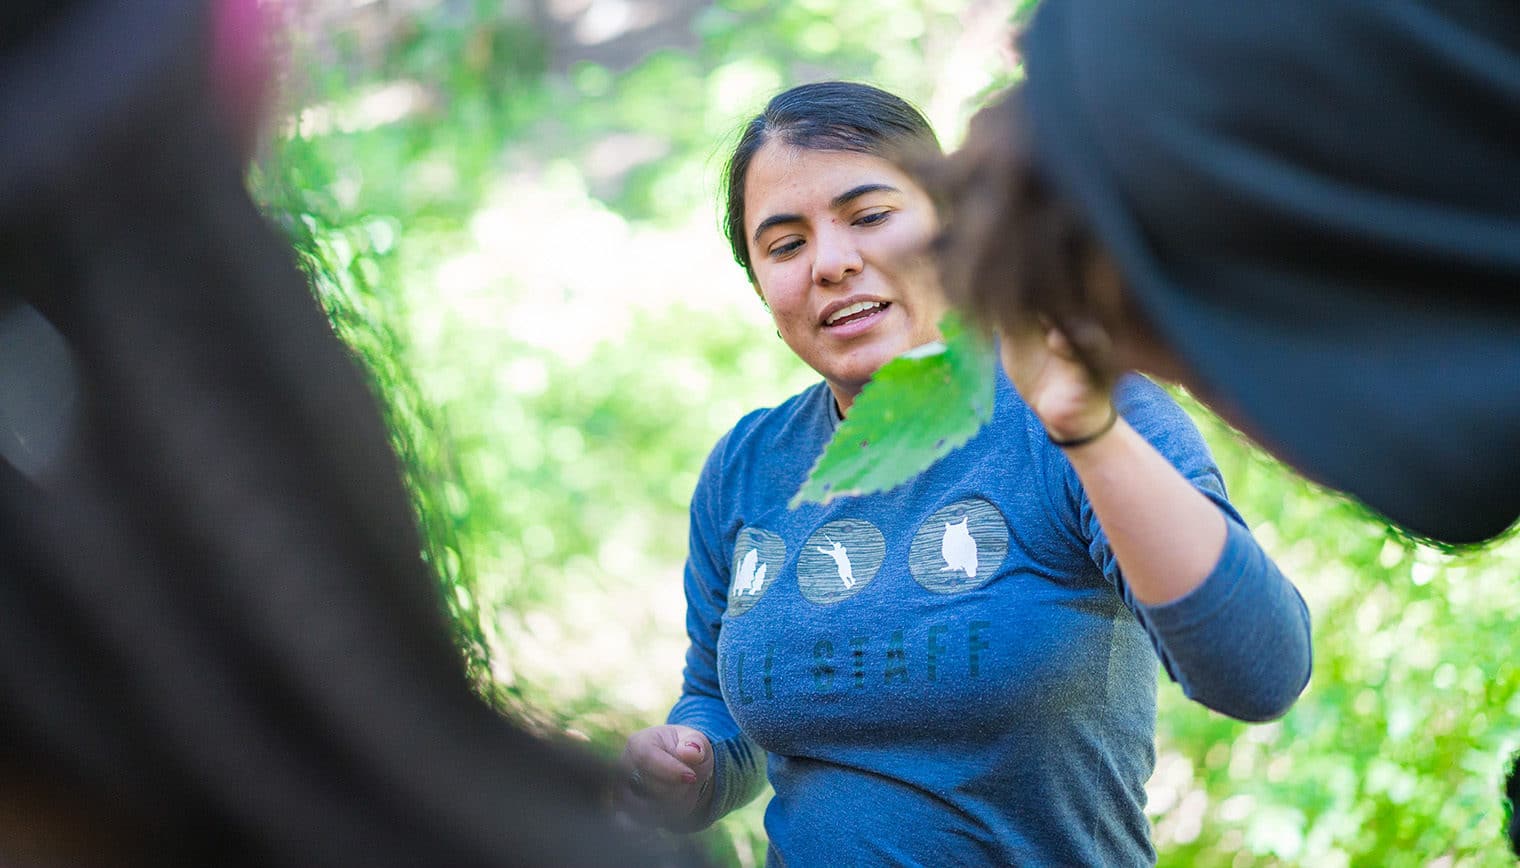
top-left (616, 726), bottom-right (713, 827)
top-left (669, 727), bottom-right (712, 780)
top-left (999, 319), bottom-right (1115, 440)
top-left (641, 743), bottom-right (700, 787)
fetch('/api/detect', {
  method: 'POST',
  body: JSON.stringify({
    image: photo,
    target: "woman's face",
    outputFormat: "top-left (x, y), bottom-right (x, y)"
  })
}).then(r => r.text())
top-left (744, 141), bottom-right (949, 412)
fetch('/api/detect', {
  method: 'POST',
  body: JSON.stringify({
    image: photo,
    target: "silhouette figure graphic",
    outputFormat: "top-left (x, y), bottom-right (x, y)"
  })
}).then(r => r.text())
top-left (814, 541), bottom-right (851, 586)
top-left (816, 538), bottom-right (855, 588)
top-left (733, 548), bottom-right (768, 596)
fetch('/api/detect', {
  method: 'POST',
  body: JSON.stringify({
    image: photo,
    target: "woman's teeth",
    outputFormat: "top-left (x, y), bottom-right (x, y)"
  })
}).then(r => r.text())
top-left (826, 301), bottom-right (887, 326)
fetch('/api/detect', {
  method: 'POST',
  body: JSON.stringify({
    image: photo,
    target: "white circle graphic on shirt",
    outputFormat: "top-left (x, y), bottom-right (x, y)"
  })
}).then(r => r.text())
top-left (727, 527), bottom-right (785, 617)
top-left (908, 497), bottom-right (1009, 594)
top-left (797, 519), bottom-right (885, 605)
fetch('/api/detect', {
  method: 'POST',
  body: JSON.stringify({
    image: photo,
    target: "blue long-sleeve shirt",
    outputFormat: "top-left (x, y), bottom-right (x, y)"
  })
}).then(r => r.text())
top-left (669, 371), bottom-right (1311, 866)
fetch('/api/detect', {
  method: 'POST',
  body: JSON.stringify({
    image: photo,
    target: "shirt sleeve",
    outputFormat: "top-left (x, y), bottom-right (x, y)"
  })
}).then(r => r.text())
top-left (666, 433), bottom-right (767, 829)
top-left (1070, 375), bottom-right (1313, 723)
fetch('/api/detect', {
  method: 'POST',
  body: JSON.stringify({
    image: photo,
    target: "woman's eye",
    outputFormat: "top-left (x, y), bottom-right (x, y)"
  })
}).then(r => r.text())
top-left (770, 239), bottom-right (804, 258)
top-left (855, 210), bottom-right (891, 227)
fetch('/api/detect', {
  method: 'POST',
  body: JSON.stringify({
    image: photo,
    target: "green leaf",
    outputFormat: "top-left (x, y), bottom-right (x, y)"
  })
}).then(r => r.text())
top-left (791, 311), bottom-right (996, 507)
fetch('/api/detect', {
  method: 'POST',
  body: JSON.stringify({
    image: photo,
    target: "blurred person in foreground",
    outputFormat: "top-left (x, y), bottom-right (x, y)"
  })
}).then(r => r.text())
top-left (614, 81), bottom-right (1310, 866)
top-left (932, 0), bottom-right (1520, 547)
top-left (1507, 749), bottom-right (1519, 858)
top-left (0, 1), bottom-right (694, 865)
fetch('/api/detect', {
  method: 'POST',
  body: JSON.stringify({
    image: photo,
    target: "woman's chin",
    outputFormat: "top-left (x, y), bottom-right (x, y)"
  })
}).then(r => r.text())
top-left (824, 355), bottom-right (898, 391)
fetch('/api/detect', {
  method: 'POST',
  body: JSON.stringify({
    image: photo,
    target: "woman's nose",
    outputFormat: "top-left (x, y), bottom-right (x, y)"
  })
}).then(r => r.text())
top-left (811, 225), bottom-right (863, 286)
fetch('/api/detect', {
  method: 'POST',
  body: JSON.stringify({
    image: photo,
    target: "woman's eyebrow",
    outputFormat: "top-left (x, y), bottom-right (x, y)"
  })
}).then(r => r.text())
top-left (831, 183), bottom-right (899, 209)
top-left (753, 212), bottom-right (801, 244)
top-left (752, 183), bottom-right (902, 243)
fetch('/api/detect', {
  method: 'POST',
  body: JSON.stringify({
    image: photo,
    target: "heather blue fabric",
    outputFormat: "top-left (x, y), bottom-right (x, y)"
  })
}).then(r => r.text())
top-left (668, 370), bottom-right (1311, 865)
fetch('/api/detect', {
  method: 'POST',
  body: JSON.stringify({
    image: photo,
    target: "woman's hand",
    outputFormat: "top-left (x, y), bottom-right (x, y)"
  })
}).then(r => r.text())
top-left (1001, 321), bottom-right (1115, 444)
top-left (615, 725), bottom-right (714, 830)
top-left (1006, 318), bottom-right (1229, 607)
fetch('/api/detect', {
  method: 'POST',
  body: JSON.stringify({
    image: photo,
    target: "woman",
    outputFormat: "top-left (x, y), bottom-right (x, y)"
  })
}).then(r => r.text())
top-left (618, 81), bottom-right (1312, 865)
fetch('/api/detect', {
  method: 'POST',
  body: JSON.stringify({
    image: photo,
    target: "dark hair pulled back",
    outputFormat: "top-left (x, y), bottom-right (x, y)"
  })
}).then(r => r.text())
top-left (721, 81), bottom-right (940, 279)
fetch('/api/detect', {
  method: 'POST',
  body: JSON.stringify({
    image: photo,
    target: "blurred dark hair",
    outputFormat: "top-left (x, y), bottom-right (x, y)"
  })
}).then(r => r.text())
top-left (1506, 749), bottom-right (1519, 858)
top-left (0, 1), bottom-right (686, 865)
top-left (721, 81), bottom-right (941, 280)
top-left (928, 86), bottom-right (1130, 382)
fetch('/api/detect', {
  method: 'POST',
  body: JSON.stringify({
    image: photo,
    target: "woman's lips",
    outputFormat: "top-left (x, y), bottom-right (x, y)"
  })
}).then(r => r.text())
top-left (822, 301), bottom-right (891, 336)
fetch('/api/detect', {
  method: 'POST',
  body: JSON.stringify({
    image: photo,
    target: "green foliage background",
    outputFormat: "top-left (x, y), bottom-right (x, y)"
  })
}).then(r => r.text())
top-left (256, 1), bottom-right (1519, 864)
